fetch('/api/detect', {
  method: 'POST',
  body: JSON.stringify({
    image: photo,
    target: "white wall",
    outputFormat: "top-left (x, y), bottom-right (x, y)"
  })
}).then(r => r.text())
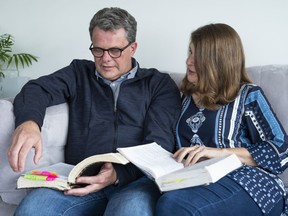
top-left (1, 0), bottom-right (288, 78)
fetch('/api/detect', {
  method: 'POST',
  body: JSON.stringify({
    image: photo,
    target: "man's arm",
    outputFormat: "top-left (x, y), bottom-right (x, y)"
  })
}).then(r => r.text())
top-left (9, 60), bottom-right (87, 172)
top-left (143, 73), bottom-right (181, 152)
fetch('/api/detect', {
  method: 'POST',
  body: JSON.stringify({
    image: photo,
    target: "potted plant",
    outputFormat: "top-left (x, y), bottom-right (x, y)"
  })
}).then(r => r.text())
top-left (0, 33), bottom-right (38, 78)
top-left (0, 34), bottom-right (38, 97)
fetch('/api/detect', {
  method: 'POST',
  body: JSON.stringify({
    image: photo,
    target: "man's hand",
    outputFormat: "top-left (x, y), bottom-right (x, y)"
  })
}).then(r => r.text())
top-left (8, 121), bottom-right (42, 172)
top-left (64, 162), bottom-right (117, 196)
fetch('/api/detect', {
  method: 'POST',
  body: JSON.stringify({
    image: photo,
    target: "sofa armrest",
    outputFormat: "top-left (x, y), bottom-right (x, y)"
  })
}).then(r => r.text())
top-left (0, 100), bottom-right (69, 205)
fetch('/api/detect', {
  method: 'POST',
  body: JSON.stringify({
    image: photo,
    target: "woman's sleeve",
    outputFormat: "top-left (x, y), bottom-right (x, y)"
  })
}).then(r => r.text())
top-left (244, 85), bottom-right (288, 174)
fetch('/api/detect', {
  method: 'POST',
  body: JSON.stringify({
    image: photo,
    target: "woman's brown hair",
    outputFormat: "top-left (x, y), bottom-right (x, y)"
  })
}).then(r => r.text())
top-left (181, 23), bottom-right (252, 110)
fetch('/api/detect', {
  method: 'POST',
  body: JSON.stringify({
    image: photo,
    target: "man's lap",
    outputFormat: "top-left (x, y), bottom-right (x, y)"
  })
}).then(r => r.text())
top-left (15, 176), bottom-right (159, 216)
top-left (105, 175), bottom-right (161, 216)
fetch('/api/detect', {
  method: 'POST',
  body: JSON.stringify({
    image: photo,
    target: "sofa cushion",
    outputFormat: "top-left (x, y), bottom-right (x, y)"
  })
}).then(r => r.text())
top-left (0, 100), bottom-right (69, 205)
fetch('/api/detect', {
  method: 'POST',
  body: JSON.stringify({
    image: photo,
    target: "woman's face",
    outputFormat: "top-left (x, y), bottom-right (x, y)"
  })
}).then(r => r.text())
top-left (186, 43), bottom-right (198, 84)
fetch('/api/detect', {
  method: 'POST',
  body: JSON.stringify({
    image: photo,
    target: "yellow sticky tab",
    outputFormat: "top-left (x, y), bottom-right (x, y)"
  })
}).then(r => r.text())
top-left (163, 178), bottom-right (187, 184)
top-left (23, 174), bottom-right (47, 181)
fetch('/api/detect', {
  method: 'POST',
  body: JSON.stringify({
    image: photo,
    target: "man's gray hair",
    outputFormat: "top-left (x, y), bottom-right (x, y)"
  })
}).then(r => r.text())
top-left (89, 7), bottom-right (137, 43)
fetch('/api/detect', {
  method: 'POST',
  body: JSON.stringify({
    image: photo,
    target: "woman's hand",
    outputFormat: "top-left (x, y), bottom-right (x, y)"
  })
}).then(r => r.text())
top-left (173, 145), bottom-right (257, 167)
top-left (173, 145), bottom-right (226, 166)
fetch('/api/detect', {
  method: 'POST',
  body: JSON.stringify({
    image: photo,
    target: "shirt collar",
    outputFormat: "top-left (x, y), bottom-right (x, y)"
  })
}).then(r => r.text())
top-left (95, 58), bottom-right (138, 83)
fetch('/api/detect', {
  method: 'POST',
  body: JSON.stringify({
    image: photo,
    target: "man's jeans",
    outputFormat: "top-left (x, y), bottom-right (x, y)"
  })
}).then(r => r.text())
top-left (15, 176), bottom-right (160, 216)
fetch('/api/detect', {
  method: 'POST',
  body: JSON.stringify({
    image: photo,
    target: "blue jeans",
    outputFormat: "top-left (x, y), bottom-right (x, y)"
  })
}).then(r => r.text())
top-left (15, 176), bottom-right (160, 216)
top-left (155, 176), bottom-right (284, 216)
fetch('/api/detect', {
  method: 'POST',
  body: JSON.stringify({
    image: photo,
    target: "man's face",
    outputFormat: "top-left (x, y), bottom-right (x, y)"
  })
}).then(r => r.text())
top-left (91, 27), bottom-right (137, 81)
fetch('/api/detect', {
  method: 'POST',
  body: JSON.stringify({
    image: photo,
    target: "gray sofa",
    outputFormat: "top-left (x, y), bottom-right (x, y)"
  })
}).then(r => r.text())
top-left (1, 65), bottom-right (288, 216)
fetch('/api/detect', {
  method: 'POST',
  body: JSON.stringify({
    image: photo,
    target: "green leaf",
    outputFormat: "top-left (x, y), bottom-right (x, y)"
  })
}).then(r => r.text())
top-left (0, 33), bottom-right (39, 77)
top-left (18, 55), bottom-right (24, 68)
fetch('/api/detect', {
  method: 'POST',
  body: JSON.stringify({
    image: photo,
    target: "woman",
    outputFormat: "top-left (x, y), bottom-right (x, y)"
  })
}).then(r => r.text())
top-left (155, 23), bottom-right (288, 215)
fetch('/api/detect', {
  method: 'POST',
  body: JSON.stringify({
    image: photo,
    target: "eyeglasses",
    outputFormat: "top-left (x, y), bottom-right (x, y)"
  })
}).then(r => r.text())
top-left (89, 42), bottom-right (132, 58)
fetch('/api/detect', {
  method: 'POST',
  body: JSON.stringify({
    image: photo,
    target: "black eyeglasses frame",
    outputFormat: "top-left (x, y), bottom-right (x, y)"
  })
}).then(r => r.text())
top-left (89, 42), bottom-right (132, 58)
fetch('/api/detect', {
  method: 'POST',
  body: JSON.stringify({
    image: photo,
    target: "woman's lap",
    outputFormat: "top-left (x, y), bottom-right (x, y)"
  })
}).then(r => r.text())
top-left (156, 176), bottom-right (284, 216)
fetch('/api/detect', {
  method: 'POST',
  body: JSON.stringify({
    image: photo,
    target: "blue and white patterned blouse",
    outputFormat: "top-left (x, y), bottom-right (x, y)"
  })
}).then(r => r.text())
top-left (176, 84), bottom-right (288, 215)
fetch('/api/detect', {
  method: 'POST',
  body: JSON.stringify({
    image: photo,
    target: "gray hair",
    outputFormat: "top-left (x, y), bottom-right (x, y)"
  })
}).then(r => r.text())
top-left (89, 7), bottom-right (137, 43)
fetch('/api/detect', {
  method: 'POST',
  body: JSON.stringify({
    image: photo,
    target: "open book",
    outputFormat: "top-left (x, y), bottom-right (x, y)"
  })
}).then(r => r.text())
top-left (116, 142), bottom-right (243, 191)
top-left (17, 142), bottom-right (242, 192)
top-left (17, 153), bottom-right (129, 191)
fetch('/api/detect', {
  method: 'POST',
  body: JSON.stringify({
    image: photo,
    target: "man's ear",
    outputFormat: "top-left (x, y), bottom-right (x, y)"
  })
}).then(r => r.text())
top-left (130, 42), bottom-right (138, 55)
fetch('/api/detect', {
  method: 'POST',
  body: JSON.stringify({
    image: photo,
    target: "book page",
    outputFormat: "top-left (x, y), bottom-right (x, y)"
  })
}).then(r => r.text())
top-left (117, 142), bottom-right (184, 179)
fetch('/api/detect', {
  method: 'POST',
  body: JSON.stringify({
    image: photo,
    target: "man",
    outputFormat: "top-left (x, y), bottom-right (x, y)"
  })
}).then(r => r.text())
top-left (8, 7), bottom-right (181, 216)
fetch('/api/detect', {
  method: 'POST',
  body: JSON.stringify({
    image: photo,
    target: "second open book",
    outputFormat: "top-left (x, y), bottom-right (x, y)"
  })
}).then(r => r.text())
top-left (17, 142), bottom-right (242, 192)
